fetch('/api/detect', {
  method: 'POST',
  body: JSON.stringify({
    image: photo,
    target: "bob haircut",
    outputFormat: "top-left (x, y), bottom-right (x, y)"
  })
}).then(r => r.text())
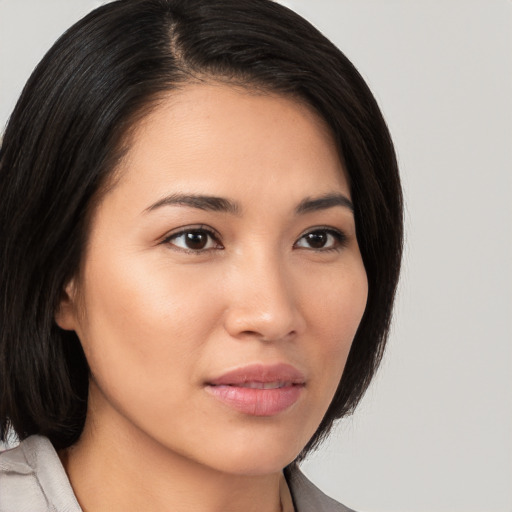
top-left (0, 0), bottom-right (403, 458)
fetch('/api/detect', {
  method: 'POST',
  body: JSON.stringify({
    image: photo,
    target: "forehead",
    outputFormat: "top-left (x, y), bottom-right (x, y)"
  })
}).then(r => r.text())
top-left (106, 82), bottom-right (349, 207)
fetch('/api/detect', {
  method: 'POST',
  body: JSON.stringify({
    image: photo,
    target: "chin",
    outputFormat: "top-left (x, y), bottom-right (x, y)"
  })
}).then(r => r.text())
top-left (207, 452), bottom-right (296, 477)
top-left (191, 429), bottom-right (307, 477)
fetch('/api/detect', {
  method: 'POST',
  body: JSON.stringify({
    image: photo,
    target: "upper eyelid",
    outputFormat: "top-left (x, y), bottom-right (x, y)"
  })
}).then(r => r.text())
top-left (162, 225), bottom-right (221, 242)
top-left (296, 225), bottom-right (347, 239)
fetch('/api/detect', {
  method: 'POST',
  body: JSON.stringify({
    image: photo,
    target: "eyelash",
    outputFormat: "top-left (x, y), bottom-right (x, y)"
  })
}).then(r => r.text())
top-left (294, 227), bottom-right (348, 252)
top-left (162, 225), bottom-right (223, 254)
top-left (161, 226), bottom-right (348, 254)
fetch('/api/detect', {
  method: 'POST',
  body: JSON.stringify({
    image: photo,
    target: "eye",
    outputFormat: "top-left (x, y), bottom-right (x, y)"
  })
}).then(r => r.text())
top-left (163, 227), bottom-right (222, 252)
top-left (294, 228), bottom-right (347, 251)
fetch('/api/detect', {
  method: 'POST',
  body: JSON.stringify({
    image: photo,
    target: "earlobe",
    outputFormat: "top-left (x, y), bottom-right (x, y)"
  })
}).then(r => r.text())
top-left (54, 280), bottom-right (79, 331)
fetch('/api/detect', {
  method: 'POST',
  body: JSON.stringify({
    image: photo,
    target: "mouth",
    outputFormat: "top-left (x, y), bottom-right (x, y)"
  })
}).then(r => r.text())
top-left (228, 381), bottom-right (295, 389)
top-left (204, 363), bottom-right (306, 416)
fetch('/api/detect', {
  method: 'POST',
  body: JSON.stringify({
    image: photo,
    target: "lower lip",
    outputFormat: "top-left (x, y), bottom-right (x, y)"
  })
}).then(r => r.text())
top-left (205, 384), bottom-right (304, 416)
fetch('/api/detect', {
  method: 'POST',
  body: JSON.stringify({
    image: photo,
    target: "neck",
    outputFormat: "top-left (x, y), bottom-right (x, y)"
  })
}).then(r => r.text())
top-left (60, 400), bottom-right (290, 512)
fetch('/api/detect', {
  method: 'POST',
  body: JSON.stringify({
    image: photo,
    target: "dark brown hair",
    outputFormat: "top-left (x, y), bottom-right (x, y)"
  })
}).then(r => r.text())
top-left (0, 0), bottom-right (403, 459)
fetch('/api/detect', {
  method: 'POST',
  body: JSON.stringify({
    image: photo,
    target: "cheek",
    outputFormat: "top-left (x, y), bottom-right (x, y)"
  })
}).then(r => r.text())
top-left (306, 256), bottom-right (367, 337)
top-left (74, 251), bottom-right (223, 390)
top-left (304, 261), bottom-right (368, 388)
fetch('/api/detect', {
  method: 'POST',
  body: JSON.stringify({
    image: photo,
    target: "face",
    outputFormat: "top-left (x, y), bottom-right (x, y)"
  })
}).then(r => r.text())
top-left (57, 83), bottom-right (368, 475)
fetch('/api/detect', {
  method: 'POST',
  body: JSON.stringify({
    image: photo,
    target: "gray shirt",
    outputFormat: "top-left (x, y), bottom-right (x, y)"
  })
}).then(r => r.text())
top-left (0, 436), bottom-right (355, 512)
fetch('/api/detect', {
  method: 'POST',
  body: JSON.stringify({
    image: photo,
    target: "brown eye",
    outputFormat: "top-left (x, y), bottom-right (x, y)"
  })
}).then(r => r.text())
top-left (183, 231), bottom-right (209, 250)
top-left (304, 231), bottom-right (328, 249)
top-left (294, 228), bottom-right (347, 251)
top-left (166, 228), bottom-right (221, 252)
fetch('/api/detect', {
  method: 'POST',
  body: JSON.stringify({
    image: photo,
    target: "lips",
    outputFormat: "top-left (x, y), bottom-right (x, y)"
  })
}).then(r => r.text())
top-left (234, 381), bottom-right (291, 389)
top-left (205, 363), bottom-right (305, 416)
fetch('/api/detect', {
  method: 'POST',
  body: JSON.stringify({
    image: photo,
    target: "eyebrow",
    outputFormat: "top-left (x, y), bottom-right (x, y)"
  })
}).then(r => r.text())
top-left (145, 193), bottom-right (241, 215)
top-left (295, 193), bottom-right (354, 214)
top-left (145, 191), bottom-right (353, 216)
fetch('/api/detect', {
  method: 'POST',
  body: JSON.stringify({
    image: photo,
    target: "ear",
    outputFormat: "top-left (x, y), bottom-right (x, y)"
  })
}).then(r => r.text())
top-left (54, 279), bottom-right (79, 331)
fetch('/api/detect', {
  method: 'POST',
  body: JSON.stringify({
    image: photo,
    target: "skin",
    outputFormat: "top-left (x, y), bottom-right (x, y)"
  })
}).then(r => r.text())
top-left (56, 83), bottom-right (368, 512)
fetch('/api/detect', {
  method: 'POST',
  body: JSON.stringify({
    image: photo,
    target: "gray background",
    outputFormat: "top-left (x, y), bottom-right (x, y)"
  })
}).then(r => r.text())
top-left (1, 1), bottom-right (511, 511)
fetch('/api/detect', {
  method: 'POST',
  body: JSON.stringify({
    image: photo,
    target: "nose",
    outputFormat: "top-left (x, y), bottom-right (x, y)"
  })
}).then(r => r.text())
top-left (222, 253), bottom-right (306, 342)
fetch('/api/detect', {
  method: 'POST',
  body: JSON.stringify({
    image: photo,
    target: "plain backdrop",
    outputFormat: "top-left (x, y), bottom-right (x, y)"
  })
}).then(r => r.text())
top-left (1, 1), bottom-right (511, 511)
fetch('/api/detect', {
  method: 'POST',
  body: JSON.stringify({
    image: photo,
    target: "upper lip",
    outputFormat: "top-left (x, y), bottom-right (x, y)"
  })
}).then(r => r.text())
top-left (206, 363), bottom-right (306, 386)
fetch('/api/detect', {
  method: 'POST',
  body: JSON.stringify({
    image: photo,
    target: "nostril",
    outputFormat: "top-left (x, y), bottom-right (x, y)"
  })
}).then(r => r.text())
top-left (240, 330), bottom-right (259, 337)
top-left (237, 329), bottom-right (298, 343)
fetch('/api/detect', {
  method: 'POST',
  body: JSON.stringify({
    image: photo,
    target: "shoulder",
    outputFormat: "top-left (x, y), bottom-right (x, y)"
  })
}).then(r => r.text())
top-left (0, 435), bottom-right (81, 512)
top-left (287, 467), bottom-right (357, 512)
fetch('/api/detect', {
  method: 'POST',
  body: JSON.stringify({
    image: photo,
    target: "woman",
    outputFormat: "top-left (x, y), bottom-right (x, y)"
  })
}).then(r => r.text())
top-left (0, 1), bottom-right (403, 511)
